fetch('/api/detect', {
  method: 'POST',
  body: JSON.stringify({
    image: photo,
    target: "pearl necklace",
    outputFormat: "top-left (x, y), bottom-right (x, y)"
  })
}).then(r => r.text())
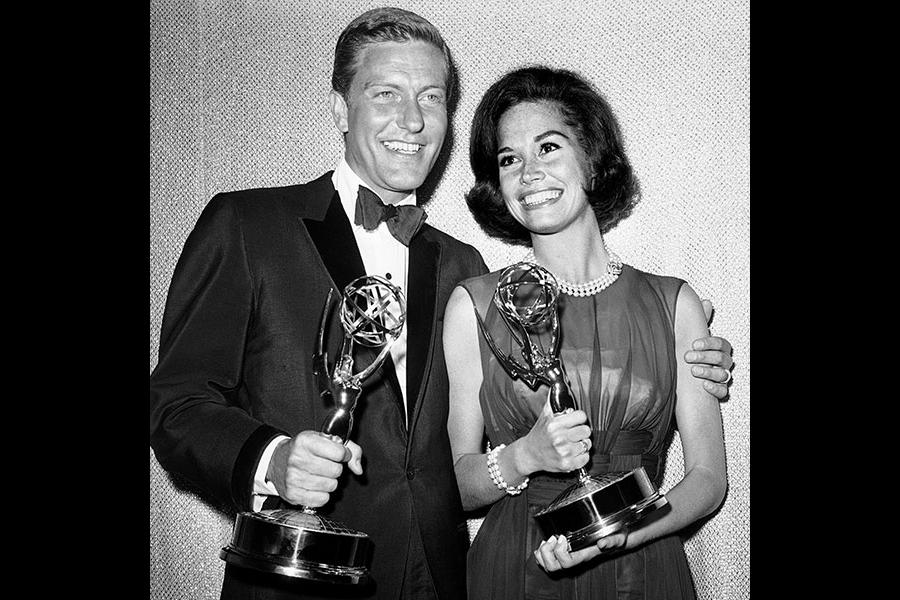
top-left (523, 248), bottom-right (624, 297)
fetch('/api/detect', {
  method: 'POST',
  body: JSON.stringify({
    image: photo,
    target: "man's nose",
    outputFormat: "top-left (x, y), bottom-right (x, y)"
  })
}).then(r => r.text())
top-left (397, 98), bottom-right (425, 132)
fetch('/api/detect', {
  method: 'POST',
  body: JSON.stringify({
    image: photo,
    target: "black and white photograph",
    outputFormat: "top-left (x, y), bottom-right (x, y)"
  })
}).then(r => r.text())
top-left (149, 1), bottom-right (749, 598)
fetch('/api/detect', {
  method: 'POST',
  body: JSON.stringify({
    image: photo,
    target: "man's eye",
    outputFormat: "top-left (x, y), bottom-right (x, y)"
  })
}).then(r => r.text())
top-left (420, 93), bottom-right (445, 105)
top-left (374, 90), bottom-right (397, 101)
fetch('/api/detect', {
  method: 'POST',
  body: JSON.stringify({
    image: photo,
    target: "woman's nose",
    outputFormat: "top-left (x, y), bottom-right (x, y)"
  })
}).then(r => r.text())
top-left (520, 157), bottom-right (545, 184)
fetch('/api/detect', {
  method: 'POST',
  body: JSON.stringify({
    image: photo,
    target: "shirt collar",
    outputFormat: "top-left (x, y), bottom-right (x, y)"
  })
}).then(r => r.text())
top-left (332, 158), bottom-right (417, 220)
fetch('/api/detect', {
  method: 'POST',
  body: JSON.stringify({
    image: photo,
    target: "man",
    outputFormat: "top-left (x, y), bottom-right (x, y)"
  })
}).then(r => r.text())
top-left (149, 7), bottom-right (734, 600)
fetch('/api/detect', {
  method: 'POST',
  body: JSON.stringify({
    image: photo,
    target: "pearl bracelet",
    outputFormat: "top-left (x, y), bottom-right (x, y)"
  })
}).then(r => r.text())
top-left (486, 442), bottom-right (529, 496)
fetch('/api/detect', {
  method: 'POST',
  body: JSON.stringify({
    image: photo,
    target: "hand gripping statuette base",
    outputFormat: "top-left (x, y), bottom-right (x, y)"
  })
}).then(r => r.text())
top-left (220, 276), bottom-right (406, 583)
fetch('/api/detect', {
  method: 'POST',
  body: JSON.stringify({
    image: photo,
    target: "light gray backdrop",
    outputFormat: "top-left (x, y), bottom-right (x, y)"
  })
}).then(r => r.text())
top-left (150, 1), bottom-right (750, 598)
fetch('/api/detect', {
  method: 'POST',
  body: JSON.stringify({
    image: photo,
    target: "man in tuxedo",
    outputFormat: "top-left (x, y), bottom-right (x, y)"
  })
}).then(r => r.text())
top-left (149, 7), bottom-right (734, 600)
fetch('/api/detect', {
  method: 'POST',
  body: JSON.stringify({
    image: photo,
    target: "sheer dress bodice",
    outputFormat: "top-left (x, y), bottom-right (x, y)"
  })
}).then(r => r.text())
top-left (460, 264), bottom-right (696, 600)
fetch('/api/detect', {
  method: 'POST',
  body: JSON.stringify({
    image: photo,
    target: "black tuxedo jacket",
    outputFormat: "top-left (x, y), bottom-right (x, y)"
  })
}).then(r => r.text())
top-left (150, 172), bottom-right (488, 599)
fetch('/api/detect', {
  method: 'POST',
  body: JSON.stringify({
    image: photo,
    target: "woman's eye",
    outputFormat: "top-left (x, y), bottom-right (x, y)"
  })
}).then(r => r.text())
top-left (498, 155), bottom-right (518, 168)
top-left (539, 142), bottom-right (560, 155)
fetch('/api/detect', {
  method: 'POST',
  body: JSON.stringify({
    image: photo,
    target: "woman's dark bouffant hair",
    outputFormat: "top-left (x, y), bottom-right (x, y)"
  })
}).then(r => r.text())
top-left (465, 66), bottom-right (640, 246)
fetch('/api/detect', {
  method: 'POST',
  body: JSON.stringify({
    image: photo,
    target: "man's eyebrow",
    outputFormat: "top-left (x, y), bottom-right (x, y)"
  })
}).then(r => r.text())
top-left (361, 81), bottom-right (447, 91)
top-left (361, 81), bottom-right (400, 90)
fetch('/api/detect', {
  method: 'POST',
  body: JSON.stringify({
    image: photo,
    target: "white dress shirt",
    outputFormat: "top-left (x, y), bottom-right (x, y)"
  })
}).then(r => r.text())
top-left (250, 159), bottom-right (415, 510)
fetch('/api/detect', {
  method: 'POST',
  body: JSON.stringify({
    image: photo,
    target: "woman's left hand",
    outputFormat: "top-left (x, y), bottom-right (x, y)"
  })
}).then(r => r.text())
top-left (534, 530), bottom-right (628, 572)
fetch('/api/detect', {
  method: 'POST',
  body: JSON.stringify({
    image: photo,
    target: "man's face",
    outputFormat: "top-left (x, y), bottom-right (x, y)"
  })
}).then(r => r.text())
top-left (331, 40), bottom-right (448, 204)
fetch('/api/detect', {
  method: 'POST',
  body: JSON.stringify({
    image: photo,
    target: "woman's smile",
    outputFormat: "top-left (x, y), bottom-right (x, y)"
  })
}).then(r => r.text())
top-left (520, 188), bottom-right (563, 207)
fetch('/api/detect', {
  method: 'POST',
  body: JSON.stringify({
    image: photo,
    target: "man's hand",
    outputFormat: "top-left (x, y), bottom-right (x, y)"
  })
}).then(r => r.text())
top-left (685, 299), bottom-right (734, 399)
top-left (266, 431), bottom-right (363, 508)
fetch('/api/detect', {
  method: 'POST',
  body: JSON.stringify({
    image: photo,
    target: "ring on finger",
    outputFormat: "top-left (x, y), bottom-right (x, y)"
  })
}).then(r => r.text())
top-left (722, 370), bottom-right (733, 385)
top-left (580, 439), bottom-right (590, 454)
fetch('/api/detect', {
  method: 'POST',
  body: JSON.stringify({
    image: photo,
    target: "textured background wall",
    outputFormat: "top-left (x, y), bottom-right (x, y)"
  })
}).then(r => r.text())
top-left (149, 1), bottom-right (750, 598)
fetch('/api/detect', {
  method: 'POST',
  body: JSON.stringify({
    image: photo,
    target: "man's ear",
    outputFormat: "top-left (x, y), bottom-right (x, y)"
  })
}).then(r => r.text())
top-left (330, 90), bottom-right (349, 133)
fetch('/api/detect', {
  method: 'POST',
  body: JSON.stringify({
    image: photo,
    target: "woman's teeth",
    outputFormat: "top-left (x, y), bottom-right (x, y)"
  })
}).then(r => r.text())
top-left (522, 190), bottom-right (562, 205)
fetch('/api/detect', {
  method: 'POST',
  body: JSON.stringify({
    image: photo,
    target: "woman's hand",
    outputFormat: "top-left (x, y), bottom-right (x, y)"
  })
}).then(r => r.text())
top-left (534, 530), bottom-right (629, 572)
top-left (515, 408), bottom-right (592, 475)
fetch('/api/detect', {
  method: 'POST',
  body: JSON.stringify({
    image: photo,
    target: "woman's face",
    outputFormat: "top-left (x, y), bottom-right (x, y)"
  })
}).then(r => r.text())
top-left (495, 101), bottom-right (595, 237)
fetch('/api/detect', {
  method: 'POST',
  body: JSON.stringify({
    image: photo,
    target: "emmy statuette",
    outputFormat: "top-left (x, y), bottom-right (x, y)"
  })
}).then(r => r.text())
top-left (220, 275), bottom-right (406, 583)
top-left (475, 262), bottom-right (668, 552)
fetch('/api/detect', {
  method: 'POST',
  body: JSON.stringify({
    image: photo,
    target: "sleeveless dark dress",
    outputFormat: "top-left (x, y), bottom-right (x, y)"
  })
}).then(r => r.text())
top-left (460, 264), bottom-right (697, 600)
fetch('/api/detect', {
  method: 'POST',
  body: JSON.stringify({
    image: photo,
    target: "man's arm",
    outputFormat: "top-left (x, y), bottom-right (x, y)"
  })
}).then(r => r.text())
top-left (150, 195), bottom-right (287, 510)
top-left (151, 194), bottom-right (364, 512)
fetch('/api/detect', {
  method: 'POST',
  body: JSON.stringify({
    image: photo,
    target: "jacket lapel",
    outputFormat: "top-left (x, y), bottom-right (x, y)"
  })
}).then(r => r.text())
top-left (405, 230), bottom-right (440, 432)
top-left (302, 187), bottom-right (366, 293)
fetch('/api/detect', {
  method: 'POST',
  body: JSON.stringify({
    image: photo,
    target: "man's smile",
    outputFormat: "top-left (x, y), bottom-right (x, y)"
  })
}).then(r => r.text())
top-left (382, 140), bottom-right (423, 154)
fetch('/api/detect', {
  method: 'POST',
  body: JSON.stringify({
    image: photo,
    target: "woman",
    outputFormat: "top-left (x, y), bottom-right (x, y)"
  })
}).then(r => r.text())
top-left (443, 66), bottom-right (727, 599)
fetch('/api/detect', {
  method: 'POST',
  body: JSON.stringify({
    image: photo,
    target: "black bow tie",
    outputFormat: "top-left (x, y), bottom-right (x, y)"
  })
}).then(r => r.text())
top-left (353, 186), bottom-right (427, 246)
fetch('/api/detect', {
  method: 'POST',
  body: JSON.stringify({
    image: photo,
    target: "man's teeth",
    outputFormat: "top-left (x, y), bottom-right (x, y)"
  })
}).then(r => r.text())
top-left (523, 190), bottom-right (562, 205)
top-left (383, 141), bottom-right (422, 154)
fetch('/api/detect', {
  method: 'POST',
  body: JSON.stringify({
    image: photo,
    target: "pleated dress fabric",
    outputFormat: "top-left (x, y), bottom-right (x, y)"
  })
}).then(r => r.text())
top-left (461, 264), bottom-right (697, 600)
